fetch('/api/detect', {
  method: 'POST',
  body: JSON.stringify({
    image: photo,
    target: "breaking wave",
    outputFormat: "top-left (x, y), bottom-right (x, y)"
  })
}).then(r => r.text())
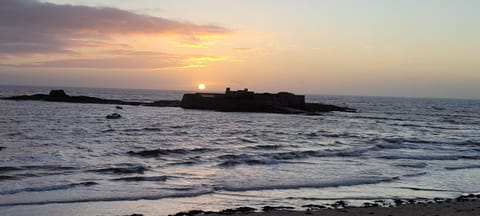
top-left (0, 182), bottom-right (98, 195)
top-left (218, 176), bottom-right (400, 192)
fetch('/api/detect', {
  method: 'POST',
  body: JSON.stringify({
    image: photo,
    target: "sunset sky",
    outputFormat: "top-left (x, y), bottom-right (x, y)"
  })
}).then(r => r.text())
top-left (1, 0), bottom-right (479, 98)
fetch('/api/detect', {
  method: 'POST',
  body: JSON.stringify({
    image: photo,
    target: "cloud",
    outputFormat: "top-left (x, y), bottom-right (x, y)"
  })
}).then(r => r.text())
top-left (174, 56), bottom-right (230, 69)
top-left (2, 49), bottom-right (180, 69)
top-left (186, 56), bottom-right (229, 62)
top-left (26, 57), bottom-right (178, 69)
top-left (0, 0), bottom-right (230, 56)
top-left (1, 52), bottom-right (231, 70)
top-left (233, 48), bottom-right (253, 51)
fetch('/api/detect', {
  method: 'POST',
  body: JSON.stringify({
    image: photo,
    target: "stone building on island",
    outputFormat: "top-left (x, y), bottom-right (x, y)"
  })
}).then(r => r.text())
top-left (180, 88), bottom-right (306, 113)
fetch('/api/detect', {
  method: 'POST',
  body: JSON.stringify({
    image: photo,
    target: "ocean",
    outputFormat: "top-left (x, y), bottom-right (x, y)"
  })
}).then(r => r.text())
top-left (0, 85), bottom-right (479, 215)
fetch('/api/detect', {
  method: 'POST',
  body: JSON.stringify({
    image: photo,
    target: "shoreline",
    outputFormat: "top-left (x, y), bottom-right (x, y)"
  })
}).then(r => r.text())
top-left (2, 193), bottom-right (480, 216)
top-left (169, 194), bottom-right (480, 216)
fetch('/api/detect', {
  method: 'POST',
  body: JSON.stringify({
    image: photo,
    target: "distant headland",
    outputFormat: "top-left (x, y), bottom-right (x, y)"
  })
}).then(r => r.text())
top-left (2, 88), bottom-right (355, 114)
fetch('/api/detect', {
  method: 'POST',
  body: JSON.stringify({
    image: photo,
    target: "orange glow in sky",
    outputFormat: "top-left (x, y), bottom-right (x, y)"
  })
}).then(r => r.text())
top-left (1, 0), bottom-right (479, 99)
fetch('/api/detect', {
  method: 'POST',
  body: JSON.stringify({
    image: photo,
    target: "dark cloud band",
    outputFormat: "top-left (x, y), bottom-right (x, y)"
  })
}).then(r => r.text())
top-left (0, 0), bottom-right (230, 56)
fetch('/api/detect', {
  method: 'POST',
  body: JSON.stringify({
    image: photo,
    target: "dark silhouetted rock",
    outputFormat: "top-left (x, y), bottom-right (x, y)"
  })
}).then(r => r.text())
top-left (363, 202), bottom-right (380, 208)
top-left (331, 200), bottom-right (348, 208)
top-left (2, 88), bottom-right (355, 115)
top-left (262, 206), bottom-right (295, 211)
top-left (49, 90), bottom-right (68, 97)
top-left (3, 89), bottom-right (144, 106)
top-left (218, 207), bottom-right (256, 214)
top-left (302, 204), bottom-right (327, 209)
top-left (106, 113), bottom-right (121, 119)
top-left (145, 100), bottom-right (181, 107)
top-left (181, 88), bottom-right (355, 114)
top-left (393, 199), bottom-right (404, 206)
top-left (171, 210), bottom-right (204, 216)
top-left (0, 146), bottom-right (4, 151)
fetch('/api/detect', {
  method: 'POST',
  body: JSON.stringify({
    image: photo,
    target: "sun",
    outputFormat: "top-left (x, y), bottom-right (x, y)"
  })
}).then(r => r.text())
top-left (198, 83), bottom-right (206, 90)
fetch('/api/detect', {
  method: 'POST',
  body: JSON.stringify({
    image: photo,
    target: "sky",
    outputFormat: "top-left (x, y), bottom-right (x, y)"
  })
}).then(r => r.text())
top-left (0, 0), bottom-right (479, 98)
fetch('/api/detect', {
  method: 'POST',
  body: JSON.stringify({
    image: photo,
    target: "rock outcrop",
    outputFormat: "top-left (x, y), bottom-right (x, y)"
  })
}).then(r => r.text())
top-left (2, 90), bottom-right (180, 107)
top-left (180, 88), bottom-right (355, 114)
top-left (106, 113), bottom-right (122, 119)
top-left (2, 89), bottom-right (355, 114)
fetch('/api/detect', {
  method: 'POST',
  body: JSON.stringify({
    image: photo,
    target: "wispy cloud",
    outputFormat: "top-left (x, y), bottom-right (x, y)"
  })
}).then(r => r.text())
top-left (233, 48), bottom-right (253, 51)
top-left (2, 48), bottom-right (180, 69)
top-left (23, 57), bottom-right (179, 69)
top-left (2, 52), bottom-right (232, 70)
top-left (173, 56), bottom-right (230, 69)
top-left (0, 0), bottom-right (230, 56)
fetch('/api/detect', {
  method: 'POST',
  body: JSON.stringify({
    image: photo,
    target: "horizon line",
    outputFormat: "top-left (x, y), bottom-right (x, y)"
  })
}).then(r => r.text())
top-left (1, 83), bottom-right (479, 101)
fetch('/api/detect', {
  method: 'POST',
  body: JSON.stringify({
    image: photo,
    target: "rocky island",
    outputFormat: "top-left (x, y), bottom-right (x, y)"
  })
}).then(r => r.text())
top-left (181, 88), bottom-right (355, 114)
top-left (2, 88), bottom-right (355, 114)
top-left (2, 89), bottom-right (179, 107)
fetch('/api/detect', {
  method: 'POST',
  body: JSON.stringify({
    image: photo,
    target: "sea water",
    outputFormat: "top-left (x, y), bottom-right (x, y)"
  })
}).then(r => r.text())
top-left (0, 85), bottom-right (479, 215)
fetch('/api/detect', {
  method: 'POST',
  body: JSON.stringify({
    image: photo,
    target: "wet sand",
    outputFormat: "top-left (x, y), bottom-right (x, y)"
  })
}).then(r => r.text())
top-left (241, 200), bottom-right (480, 216)
top-left (170, 195), bottom-right (480, 216)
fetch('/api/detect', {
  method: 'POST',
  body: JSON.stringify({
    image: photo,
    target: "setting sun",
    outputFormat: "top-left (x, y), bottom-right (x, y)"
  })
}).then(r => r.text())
top-left (198, 83), bottom-right (206, 90)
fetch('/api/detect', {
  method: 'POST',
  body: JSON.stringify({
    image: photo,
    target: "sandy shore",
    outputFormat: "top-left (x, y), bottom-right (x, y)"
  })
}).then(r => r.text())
top-left (169, 195), bottom-right (480, 216)
top-left (241, 200), bottom-right (480, 216)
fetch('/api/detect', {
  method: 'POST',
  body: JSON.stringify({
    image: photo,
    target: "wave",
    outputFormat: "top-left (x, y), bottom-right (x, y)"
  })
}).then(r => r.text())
top-left (374, 143), bottom-right (405, 150)
top-left (217, 176), bottom-right (399, 192)
top-left (302, 132), bottom-right (319, 137)
top-left (0, 182), bottom-right (97, 195)
top-left (461, 140), bottom-right (480, 146)
top-left (402, 172), bottom-right (428, 177)
top-left (101, 128), bottom-right (116, 133)
top-left (167, 161), bottom-right (198, 166)
top-left (377, 155), bottom-right (460, 161)
top-left (352, 115), bottom-right (406, 121)
top-left (5, 132), bottom-right (23, 137)
top-left (0, 190), bottom-right (214, 207)
top-left (444, 165), bottom-right (480, 170)
top-left (395, 162), bottom-right (428, 168)
top-left (217, 147), bottom-right (375, 167)
top-left (142, 127), bottom-right (162, 132)
top-left (111, 175), bottom-right (168, 182)
top-left (320, 132), bottom-right (362, 139)
top-left (380, 153), bottom-right (480, 161)
top-left (122, 128), bottom-right (143, 132)
top-left (218, 172), bottom-right (426, 192)
top-left (21, 165), bottom-right (76, 171)
top-left (247, 145), bottom-right (283, 150)
top-left (238, 137), bottom-right (257, 143)
top-left (377, 137), bottom-right (438, 144)
top-left (396, 186), bottom-right (455, 192)
top-left (127, 148), bottom-right (212, 158)
top-left (90, 165), bottom-right (148, 174)
top-left (0, 175), bottom-right (19, 181)
top-left (387, 121), bottom-right (463, 130)
top-left (378, 138), bottom-right (480, 147)
top-left (0, 166), bottom-right (23, 172)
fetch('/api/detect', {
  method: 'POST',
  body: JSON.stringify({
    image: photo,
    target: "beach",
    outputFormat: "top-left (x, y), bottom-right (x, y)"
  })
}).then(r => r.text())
top-left (234, 200), bottom-right (480, 216)
top-left (171, 195), bottom-right (480, 216)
